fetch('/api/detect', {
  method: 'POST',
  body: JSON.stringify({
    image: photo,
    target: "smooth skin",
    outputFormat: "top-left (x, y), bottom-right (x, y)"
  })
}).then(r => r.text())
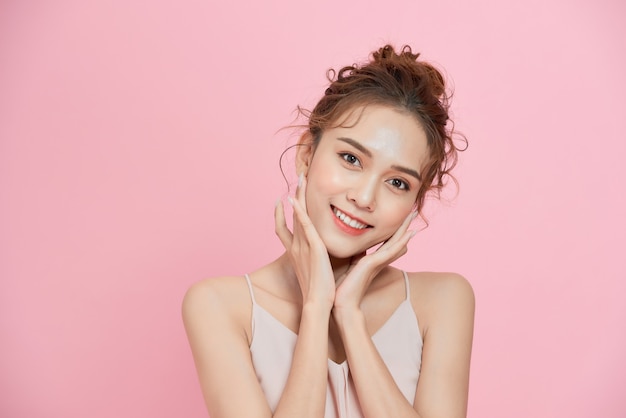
top-left (183, 105), bottom-right (475, 418)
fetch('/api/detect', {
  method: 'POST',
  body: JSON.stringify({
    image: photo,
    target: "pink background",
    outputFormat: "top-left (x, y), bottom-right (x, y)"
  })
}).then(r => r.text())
top-left (1, 0), bottom-right (625, 417)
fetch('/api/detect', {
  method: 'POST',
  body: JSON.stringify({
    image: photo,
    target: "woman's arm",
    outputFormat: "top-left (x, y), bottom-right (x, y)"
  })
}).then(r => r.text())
top-left (271, 176), bottom-right (337, 417)
top-left (334, 273), bottom-right (474, 418)
top-left (183, 177), bottom-right (336, 418)
top-left (411, 273), bottom-right (475, 418)
top-left (182, 278), bottom-right (332, 418)
top-left (183, 279), bottom-right (273, 417)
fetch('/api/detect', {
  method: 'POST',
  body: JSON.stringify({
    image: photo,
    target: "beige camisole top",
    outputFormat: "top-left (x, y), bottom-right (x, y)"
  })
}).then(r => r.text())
top-left (244, 272), bottom-right (423, 417)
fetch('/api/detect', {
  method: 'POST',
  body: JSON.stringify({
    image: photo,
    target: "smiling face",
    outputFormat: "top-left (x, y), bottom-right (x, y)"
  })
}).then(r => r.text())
top-left (297, 105), bottom-right (430, 259)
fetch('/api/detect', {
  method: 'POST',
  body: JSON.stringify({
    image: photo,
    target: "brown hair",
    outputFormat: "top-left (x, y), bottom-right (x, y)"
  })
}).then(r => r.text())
top-left (299, 44), bottom-right (466, 214)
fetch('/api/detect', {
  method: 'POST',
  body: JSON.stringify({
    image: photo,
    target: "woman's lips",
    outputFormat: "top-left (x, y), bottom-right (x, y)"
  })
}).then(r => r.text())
top-left (331, 205), bottom-right (372, 235)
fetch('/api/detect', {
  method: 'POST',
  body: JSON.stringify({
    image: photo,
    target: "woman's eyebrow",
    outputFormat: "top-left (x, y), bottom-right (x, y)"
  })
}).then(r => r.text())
top-left (392, 165), bottom-right (422, 181)
top-left (336, 137), bottom-right (372, 157)
top-left (336, 136), bottom-right (422, 182)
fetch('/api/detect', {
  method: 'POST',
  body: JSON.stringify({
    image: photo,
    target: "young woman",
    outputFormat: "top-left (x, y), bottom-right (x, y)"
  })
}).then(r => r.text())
top-left (183, 44), bottom-right (474, 418)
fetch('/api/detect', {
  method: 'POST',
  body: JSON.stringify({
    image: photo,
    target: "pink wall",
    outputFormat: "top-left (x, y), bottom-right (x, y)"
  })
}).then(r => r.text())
top-left (1, 0), bottom-right (625, 417)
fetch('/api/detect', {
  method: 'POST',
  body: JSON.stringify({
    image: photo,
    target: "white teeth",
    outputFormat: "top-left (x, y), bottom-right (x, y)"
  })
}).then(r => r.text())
top-left (333, 207), bottom-right (368, 230)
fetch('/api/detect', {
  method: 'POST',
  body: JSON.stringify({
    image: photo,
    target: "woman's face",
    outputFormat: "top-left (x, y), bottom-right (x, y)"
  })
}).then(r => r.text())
top-left (300, 105), bottom-right (429, 259)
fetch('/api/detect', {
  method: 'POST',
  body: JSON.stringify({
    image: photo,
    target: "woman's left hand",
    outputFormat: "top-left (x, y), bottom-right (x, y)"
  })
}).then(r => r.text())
top-left (333, 211), bottom-right (417, 312)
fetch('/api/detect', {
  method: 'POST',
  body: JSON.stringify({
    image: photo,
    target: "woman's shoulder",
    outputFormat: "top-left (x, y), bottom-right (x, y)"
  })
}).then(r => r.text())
top-left (182, 275), bottom-right (252, 332)
top-left (183, 275), bottom-right (249, 306)
top-left (370, 268), bottom-right (473, 309)
top-left (407, 271), bottom-right (474, 299)
top-left (403, 270), bottom-right (475, 332)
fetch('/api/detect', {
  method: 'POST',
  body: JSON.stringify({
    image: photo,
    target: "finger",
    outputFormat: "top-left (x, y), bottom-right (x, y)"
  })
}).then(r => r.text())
top-left (345, 228), bottom-right (416, 290)
top-left (289, 196), bottom-right (312, 232)
top-left (294, 172), bottom-right (302, 200)
top-left (296, 173), bottom-right (308, 213)
top-left (274, 198), bottom-right (293, 249)
top-left (370, 228), bottom-right (416, 265)
top-left (386, 233), bottom-right (413, 264)
top-left (378, 211), bottom-right (417, 250)
top-left (392, 211), bottom-right (416, 240)
top-left (289, 195), bottom-right (324, 249)
top-left (288, 195), bottom-right (305, 243)
top-left (289, 174), bottom-right (308, 240)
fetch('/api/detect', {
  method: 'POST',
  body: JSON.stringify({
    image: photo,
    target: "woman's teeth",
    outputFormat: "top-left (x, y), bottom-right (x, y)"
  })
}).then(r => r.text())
top-left (333, 207), bottom-right (369, 230)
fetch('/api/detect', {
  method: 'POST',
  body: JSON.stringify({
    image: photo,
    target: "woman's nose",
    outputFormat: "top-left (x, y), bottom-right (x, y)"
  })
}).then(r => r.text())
top-left (347, 175), bottom-right (377, 211)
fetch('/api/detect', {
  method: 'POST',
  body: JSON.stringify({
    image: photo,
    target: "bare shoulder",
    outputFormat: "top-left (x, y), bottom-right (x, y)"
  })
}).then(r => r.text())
top-left (405, 271), bottom-right (475, 335)
top-left (183, 276), bottom-right (246, 310)
top-left (182, 275), bottom-right (252, 339)
top-left (408, 271), bottom-right (474, 304)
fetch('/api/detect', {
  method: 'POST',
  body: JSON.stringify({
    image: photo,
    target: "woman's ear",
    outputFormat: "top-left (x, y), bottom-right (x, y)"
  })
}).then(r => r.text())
top-left (295, 132), bottom-right (315, 177)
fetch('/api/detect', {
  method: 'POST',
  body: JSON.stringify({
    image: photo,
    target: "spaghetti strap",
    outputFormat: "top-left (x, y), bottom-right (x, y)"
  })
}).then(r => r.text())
top-left (244, 274), bottom-right (256, 305)
top-left (402, 271), bottom-right (410, 301)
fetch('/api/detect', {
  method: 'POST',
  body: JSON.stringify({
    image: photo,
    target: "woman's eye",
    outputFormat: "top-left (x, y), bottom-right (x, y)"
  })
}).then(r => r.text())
top-left (388, 178), bottom-right (409, 190)
top-left (340, 153), bottom-right (361, 167)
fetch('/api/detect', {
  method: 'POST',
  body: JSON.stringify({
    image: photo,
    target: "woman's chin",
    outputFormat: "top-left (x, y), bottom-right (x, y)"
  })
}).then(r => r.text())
top-left (324, 243), bottom-right (361, 261)
top-left (325, 240), bottom-right (383, 261)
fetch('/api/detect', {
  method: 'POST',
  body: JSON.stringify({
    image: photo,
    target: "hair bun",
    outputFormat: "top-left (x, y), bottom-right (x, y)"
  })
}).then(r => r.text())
top-left (372, 44), bottom-right (420, 63)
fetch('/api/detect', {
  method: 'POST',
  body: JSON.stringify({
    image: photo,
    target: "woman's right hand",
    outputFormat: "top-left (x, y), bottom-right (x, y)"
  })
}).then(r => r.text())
top-left (275, 174), bottom-right (335, 310)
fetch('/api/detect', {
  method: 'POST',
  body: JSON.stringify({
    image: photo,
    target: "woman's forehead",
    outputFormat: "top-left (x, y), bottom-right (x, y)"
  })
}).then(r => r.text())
top-left (323, 105), bottom-right (430, 167)
top-left (331, 105), bottom-right (426, 143)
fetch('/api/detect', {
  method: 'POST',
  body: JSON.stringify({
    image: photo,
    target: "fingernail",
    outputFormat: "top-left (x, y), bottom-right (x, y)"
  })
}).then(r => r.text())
top-left (287, 196), bottom-right (294, 206)
top-left (409, 230), bottom-right (417, 239)
top-left (298, 173), bottom-right (304, 187)
top-left (411, 211), bottom-right (418, 220)
top-left (275, 198), bottom-right (281, 207)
